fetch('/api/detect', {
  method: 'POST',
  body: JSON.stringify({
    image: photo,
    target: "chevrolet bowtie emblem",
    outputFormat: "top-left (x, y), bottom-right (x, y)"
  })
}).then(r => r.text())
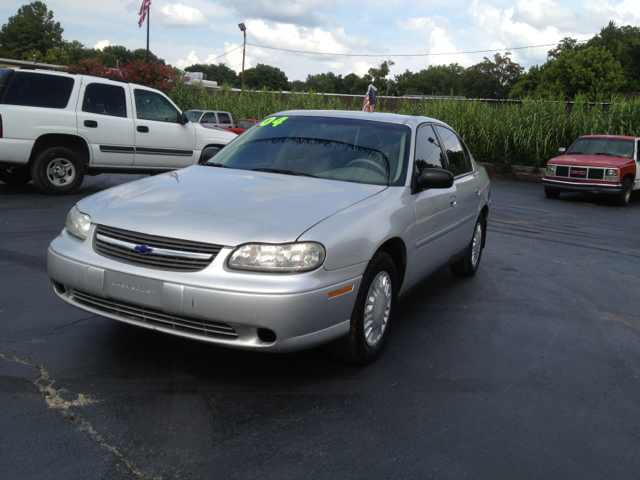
top-left (134, 245), bottom-right (154, 254)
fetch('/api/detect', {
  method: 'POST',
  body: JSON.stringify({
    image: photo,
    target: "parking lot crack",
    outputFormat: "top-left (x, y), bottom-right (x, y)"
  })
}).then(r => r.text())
top-left (2, 316), bottom-right (98, 344)
top-left (0, 354), bottom-right (162, 480)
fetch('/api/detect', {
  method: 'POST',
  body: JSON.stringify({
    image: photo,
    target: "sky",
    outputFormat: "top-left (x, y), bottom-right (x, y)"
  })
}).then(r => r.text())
top-left (2, 0), bottom-right (640, 81)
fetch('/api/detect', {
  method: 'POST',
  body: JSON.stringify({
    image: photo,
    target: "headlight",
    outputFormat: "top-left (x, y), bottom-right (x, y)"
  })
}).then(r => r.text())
top-left (605, 169), bottom-right (619, 176)
top-left (66, 206), bottom-right (91, 240)
top-left (545, 164), bottom-right (556, 176)
top-left (228, 242), bottom-right (326, 272)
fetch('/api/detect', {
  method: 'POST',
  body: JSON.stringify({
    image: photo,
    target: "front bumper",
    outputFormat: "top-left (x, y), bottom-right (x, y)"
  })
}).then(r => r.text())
top-left (542, 177), bottom-right (622, 195)
top-left (48, 230), bottom-right (364, 352)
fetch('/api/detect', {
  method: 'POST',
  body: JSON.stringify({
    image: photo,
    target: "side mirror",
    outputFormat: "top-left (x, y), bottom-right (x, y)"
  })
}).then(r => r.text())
top-left (199, 146), bottom-right (221, 164)
top-left (179, 112), bottom-right (190, 125)
top-left (558, 147), bottom-right (566, 154)
top-left (416, 168), bottom-right (454, 191)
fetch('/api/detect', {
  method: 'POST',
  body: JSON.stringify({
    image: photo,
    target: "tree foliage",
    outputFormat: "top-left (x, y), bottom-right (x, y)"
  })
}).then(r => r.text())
top-left (536, 46), bottom-right (625, 100)
top-left (0, 1), bottom-right (64, 59)
top-left (242, 63), bottom-right (290, 91)
top-left (460, 53), bottom-right (524, 99)
top-left (394, 64), bottom-right (464, 96)
top-left (185, 63), bottom-right (238, 86)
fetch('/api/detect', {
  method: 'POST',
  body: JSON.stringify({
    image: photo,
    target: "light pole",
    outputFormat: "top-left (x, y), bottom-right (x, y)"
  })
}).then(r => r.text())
top-left (238, 23), bottom-right (246, 91)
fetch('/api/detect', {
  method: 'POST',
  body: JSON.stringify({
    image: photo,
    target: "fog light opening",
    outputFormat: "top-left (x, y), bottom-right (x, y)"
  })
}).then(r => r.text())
top-left (257, 328), bottom-right (277, 343)
top-left (52, 281), bottom-right (66, 294)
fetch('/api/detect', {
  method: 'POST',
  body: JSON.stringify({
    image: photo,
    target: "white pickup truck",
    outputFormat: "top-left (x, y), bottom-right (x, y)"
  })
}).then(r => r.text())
top-left (0, 68), bottom-right (236, 194)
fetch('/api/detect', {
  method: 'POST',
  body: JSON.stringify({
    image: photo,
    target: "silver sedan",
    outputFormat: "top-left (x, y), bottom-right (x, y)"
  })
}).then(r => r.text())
top-left (48, 110), bottom-right (491, 364)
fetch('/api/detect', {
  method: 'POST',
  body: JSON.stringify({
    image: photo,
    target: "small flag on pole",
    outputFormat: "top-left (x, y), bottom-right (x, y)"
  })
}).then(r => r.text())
top-left (138, 0), bottom-right (151, 27)
top-left (363, 84), bottom-right (377, 112)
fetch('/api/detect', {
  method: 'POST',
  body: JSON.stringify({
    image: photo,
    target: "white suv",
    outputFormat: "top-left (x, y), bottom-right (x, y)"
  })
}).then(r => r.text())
top-left (0, 68), bottom-right (236, 194)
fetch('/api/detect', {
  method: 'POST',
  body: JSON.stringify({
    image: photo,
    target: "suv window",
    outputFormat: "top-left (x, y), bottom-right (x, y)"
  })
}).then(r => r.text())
top-left (415, 124), bottom-right (446, 172)
top-left (217, 112), bottom-right (232, 124)
top-left (201, 112), bottom-right (217, 124)
top-left (434, 126), bottom-right (472, 176)
top-left (82, 83), bottom-right (127, 118)
top-left (134, 89), bottom-right (179, 122)
top-left (3, 72), bottom-right (74, 109)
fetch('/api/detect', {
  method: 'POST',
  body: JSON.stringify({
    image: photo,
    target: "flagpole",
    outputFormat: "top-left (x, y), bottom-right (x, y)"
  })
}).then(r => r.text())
top-left (146, 5), bottom-right (150, 63)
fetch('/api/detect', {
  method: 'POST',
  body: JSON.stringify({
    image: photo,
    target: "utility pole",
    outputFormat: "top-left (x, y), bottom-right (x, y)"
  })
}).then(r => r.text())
top-left (238, 23), bottom-right (246, 90)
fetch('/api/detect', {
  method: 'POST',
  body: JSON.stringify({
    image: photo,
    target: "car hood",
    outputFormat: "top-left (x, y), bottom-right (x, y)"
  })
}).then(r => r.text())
top-left (78, 166), bottom-right (387, 246)
top-left (548, 154), bottom-right (635, 168)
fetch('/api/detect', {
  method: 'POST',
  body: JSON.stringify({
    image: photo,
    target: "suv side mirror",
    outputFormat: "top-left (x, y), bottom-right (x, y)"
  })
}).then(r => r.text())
top-left (416, 168), bottom-right (454, 191)
top-left (179, 112), bottom-right (190, 125)
top-left (558, 147), bottom-right (566, 154)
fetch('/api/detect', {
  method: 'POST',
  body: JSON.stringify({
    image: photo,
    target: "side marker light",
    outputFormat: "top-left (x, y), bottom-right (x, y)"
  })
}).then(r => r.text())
top-left (328, 285), bottom-right (354, 299)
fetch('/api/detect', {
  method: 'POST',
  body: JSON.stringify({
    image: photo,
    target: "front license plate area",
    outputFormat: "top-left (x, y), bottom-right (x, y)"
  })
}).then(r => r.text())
top-left (104, 271), bottom-right (163, 309)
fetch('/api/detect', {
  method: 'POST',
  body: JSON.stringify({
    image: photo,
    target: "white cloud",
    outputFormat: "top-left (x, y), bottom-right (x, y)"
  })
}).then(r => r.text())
top-left (351, 61), bottom-right (373, 76)
top-left (94, 39), bottom-right (111, 50)
top-left (233, 0), bottom-right (332, 27)
top-left (157, 3), bottom-right (209, 28)
top-left (175, 50), bottom-right (201, 69)
top-left (205, 42), bottom-right (252, 72)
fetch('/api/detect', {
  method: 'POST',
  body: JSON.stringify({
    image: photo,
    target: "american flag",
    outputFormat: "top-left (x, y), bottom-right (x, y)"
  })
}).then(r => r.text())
top-left (138, 0), bottom-right (151, 27)
top-left (362, 84), bottom-right (377, 112)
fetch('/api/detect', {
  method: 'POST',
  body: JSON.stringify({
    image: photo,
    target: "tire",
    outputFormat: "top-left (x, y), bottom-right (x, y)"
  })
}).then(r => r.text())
top-left (615, 178), bottom-right (632, 207)
top-left (0, 166), bottom-right (32, 185)
top-left (450, 214), bottom-right (485, 277)
top-left (31, 147), bottom-right (84, 195)
top-left (328, 251), bottom-right (397, 365)
top-left (545, 187), bottom-right (561, 199)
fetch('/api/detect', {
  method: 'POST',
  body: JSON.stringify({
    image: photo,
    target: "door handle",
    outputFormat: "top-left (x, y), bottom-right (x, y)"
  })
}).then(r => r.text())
top-left (84, 120), bottom-right (98, 128)
top-left (449, 196), bottom-right (457, 207)
top-left (137, 126), bottom-right (149, 133)
top-left (476, 188), bottom-right (482, 197)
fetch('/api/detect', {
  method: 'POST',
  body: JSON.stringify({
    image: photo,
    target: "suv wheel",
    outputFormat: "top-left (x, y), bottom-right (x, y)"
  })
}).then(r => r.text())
top-left (31, 147), bottom-right (84, 195)
top-left (328, 251), bottom-right (397, 364)
top-left (0, 166), bottom-right (32, 185)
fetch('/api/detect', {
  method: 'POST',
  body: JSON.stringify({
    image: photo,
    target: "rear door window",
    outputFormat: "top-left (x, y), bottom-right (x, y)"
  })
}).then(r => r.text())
top-left (82, 83), bottom-right (127, 118)
top-left (434, 126), bottom-right (472, 176)
top-left (3, 72), bottom-right (74, 108)
top-left (217, 112), bottom-right (232, 124)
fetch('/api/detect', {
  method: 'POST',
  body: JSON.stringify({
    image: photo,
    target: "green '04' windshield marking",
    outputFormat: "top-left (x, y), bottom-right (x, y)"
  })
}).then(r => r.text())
top-left (259, 116), bottom-right (288, 127)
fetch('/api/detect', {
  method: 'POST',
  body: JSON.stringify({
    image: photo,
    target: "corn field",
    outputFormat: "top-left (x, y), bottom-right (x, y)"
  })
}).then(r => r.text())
top-left (169, 83), bottom-right (640, 168)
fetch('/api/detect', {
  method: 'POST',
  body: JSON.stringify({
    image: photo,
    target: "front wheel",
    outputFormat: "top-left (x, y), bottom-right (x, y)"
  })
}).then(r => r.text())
top-left (615, 178), bottom-right (631, 207)
top-left (328, 251), bottom-right (397, 364)
top-left (31, 147), bottom-right (84, 195)
top-left (450, 214), bottom-right (485, 277)
top-left (0, 166), bottom-right (32, 185)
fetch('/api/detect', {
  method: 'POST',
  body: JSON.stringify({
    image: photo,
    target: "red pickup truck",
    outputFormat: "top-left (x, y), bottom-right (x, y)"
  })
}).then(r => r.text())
top-left (221, 118), bottom-right (258, 135)
top-left (542, 135), bottom-right (639, 206)
top-left (185, 110), bottom-right (257, 135)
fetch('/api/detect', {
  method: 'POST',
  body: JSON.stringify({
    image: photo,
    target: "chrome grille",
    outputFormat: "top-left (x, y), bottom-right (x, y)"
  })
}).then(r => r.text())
top-left (588, 168), bottom-right (604, 180)
top-left (556, 166), bottom-right (569, 177)
top-left (94, 225), bottom-right (222, 272)
top-left (70, 289), bottom-right (238, 339)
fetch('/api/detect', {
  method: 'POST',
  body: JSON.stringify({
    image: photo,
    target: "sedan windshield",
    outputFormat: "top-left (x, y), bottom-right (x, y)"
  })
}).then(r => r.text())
top-left (567, 137), bottom-right (635, 159)
top-left (206, 116), bottom-right (411, 186)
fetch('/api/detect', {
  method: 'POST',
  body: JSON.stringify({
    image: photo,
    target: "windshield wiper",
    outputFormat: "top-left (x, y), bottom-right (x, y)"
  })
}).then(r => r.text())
top-left (202, 162), bottom-right (232, 168)
top-left (568, 151), bottom-right (583, 155)
top-left (250, 168), bottom-right (318, 178)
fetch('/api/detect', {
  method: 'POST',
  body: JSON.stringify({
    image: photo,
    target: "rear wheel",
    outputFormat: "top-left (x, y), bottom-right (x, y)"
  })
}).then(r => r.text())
top-left (328, 251), bottom-right (397, 364)
top-left (545, 187), bottom-right (561, 199)
top-left (450, 214), bottom-right (484, 277)
top-left (0, 166), bottom-right (31, 185)
top-left (615, 178), bottom-right (632, 207)
top-left (31, 147), bottom-right (84, 195)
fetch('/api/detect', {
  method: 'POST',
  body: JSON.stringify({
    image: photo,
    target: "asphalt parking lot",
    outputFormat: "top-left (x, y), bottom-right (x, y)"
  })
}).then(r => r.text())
top-left (1, 174), bottom-right (639, 479)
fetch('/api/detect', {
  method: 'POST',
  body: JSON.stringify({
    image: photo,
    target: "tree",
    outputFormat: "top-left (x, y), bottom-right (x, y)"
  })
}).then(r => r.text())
top-left (395, 63), bottom-right (464, 96)
top-left (536, 46), bottom-right (626, 100)
top-left (0, 1), bottom-right (64, 59)
top-left (459, 53), bottom-right (524, 99)
top-left (586, 21), bottom-right (640, 92)
top-left (305, 71), bottom-right (344, 93)
top-left (242, 63), bottom-right (290, 91)
top-left (367, 60), bottom-right (396, 95)
top-left (547, 37), bottom-right (584, 60)
top-left (509, 64), bottom-right (545, 99)
top-left (185, 63), bottom-right (237, 86)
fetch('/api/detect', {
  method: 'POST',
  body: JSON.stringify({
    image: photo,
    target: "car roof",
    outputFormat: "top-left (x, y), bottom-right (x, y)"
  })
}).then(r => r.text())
top-left (579, 135), bottom-right (638, 141)
top-left (273, 109), bottom-right (448, 129)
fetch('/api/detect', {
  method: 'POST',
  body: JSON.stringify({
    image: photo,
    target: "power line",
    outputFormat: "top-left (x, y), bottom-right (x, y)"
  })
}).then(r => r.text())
top-left (246, 39), bottom-right (589, 58)
top-left (206, 44), bottom-right (243, 62)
